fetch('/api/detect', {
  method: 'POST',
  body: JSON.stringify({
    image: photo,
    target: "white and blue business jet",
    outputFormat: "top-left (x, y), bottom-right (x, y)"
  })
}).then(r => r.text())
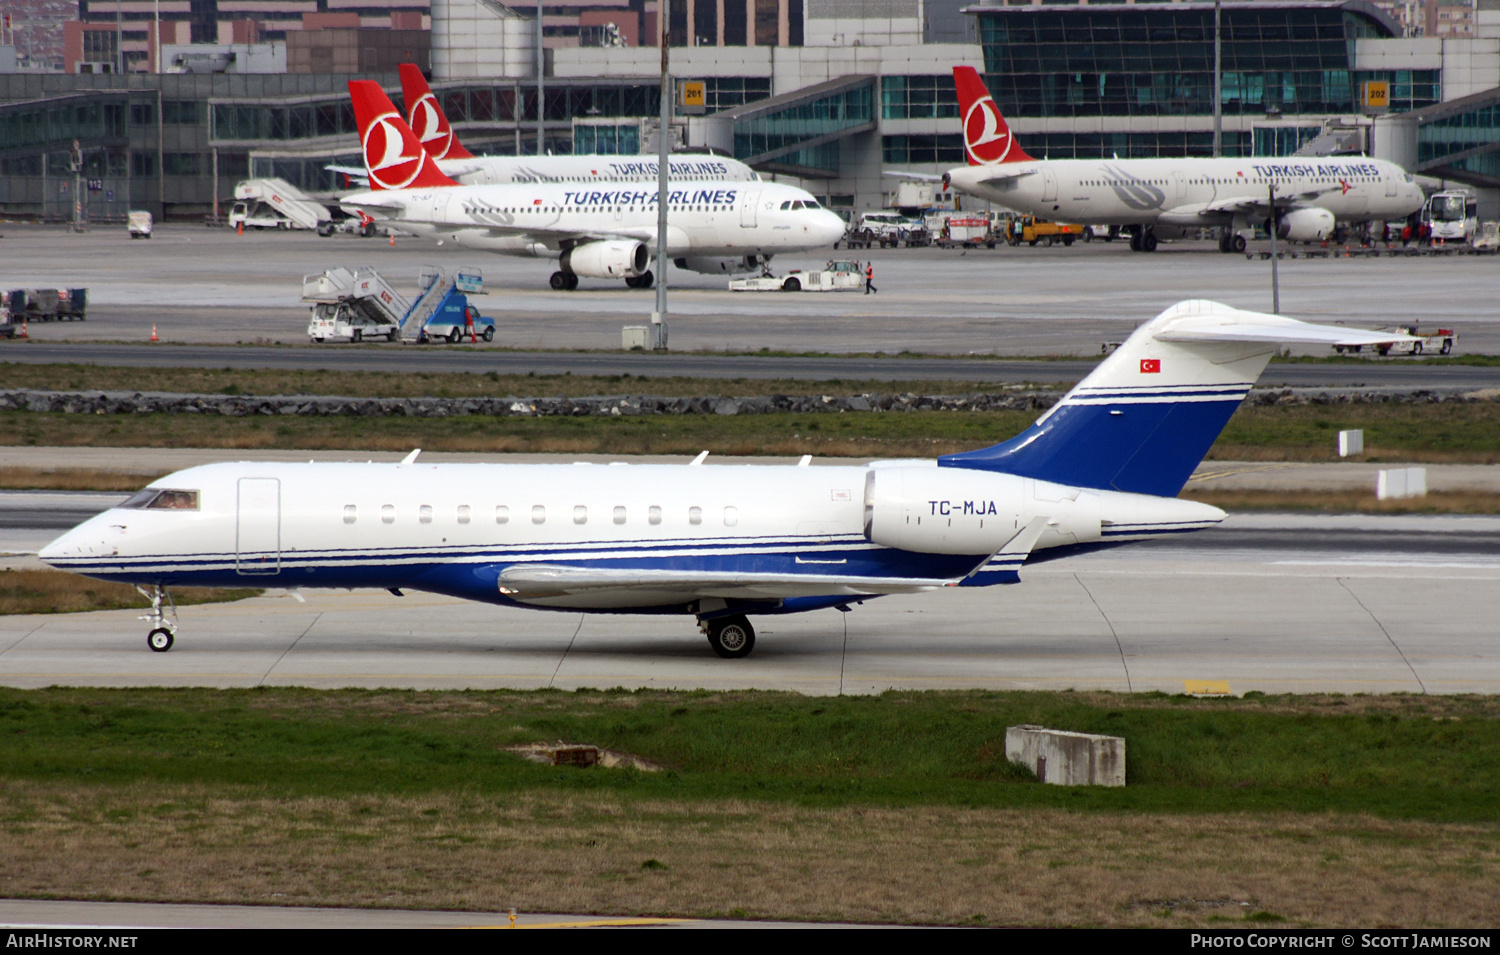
top-left (40, 302), bottom-right (1410, 657)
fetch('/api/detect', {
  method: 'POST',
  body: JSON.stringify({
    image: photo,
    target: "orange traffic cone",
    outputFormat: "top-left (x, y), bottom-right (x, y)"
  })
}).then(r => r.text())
top-left (18, 322), bottom-right (27, 339)
top-left (150, 324), bottom-right (158, 342)
top-left (236, 220), bottom-right (243, 235)
top-left (389, 233), bottom-right (395, 247)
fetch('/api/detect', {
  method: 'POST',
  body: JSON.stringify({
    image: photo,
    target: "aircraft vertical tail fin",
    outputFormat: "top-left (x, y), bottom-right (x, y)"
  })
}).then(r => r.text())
top-left (347, 80), bottom-right (460, 191)
top-left (939, 301), bottom-right (1417, 497)
top-left (398, 63), bottom-right (476, 160)
top-left (953, 65), bottom-right (1033, 166)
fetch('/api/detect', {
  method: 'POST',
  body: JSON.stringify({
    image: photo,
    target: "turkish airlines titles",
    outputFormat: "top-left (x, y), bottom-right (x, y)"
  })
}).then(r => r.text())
top-left (605, 161), bottom-right (733, 178)
top-left (1247, 161), bottom-right (1385, 179)
top-left (558, 187), bottom-right (741, 206)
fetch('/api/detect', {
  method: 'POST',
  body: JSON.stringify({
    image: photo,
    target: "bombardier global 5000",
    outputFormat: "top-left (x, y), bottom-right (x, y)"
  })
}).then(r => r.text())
top-left (922, 67), bottom-right (1424, 253)
top-left (40, 304), bottom-right (1410, 658)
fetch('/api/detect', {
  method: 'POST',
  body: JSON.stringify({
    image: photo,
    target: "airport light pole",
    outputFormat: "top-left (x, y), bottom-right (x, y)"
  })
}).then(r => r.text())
top-left (1213, 0), bottom-right (1222, 158)
top-left (651, 0), bottom-right (670, 351)
top-left (536, 1), bottom-right (544, 155)
top-left (1268, 183), bottom-right (1280, 314)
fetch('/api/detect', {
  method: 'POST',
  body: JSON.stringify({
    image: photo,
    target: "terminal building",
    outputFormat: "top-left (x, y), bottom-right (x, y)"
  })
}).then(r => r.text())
top-left (2, 0), bottom-right (1500, 221)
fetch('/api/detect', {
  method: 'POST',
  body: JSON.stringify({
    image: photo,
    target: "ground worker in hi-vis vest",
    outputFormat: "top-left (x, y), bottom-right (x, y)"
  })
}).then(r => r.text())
top-left (865, 263), bottom-right (876, 295)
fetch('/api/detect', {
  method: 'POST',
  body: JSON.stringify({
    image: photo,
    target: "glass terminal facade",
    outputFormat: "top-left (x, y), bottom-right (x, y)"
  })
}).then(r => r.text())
top-left (974, 2), bottom-right (1433, 118)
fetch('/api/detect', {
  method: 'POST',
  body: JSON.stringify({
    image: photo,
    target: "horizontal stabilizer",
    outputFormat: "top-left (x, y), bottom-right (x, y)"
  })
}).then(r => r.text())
top-left (1153, 309), bottom-right (1418, 347)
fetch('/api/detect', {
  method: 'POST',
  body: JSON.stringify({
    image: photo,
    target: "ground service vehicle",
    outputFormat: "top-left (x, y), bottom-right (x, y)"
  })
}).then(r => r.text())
top-left (933, 215), bottom-right (994, 248)
top-left (843, 212), bottom-right (925, 249)
top-left (128, 211), bottom-right (153, 238)
top-left (1333, 324), bottom-right (1456, 356)
top-left (1005, 215), bottom-right (1085, 247)
top-left (1421, 191), bottom-right (1478, 245)
top-left (2, 288), bottom-right (87, 322)
top-left (230, 178), bottom-right (331, 232)
top-left (729, 260), bottom-right (864, 292)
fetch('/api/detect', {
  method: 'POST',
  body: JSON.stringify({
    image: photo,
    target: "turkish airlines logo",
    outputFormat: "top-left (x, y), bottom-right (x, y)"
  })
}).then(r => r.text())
top-left (362, 111), bottom-right (426, 190)
top-left (408, 93), bottom-right (455, 159)
top-left (964, 95), bottom-right (1013, 165)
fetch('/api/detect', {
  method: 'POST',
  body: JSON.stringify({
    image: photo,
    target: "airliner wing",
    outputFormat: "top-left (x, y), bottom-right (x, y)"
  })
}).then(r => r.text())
top-left (494, 563), bottom-right (959, 603)
top-left (1193, 189), bottom-right (1339, 218)
top-left (972, 167), bottom-right (1036, 187)
top-left (882, 171), bottom-right (945, 183)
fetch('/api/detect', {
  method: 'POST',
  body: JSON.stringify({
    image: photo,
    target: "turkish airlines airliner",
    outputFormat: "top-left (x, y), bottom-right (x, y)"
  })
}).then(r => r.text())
top-left (40, 304), bottom-right (1411, 658)
top-left (929, 67), bottom-right (1424, 252)
top-left (338, 82), bottom-right (845, 289)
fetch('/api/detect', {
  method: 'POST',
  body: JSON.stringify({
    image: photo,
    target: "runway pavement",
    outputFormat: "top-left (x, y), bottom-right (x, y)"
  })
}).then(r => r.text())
top-left (4, 222), bottom-right (1499, 357)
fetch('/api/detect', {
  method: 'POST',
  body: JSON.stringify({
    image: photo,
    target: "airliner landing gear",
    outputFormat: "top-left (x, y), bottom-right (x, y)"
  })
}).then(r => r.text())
top-left (1217, 230), bottom-right (1247, 254)
top-left (624, 270), bottom-right (654, 289)
top-left (549, 271), bottom-right (579, 291)
top-left (1130, 227), bottom-right (1158, 252)
top-left (138, 584), bottom-right (177, 652)
top-left (701, 614), bottom-right (755, 659)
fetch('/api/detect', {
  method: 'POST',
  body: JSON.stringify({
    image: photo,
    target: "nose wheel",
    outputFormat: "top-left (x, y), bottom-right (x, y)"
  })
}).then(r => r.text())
top-left (701, 614), bottom-right (756, 658)
top-left (137, 585), bottom-right (178, 652)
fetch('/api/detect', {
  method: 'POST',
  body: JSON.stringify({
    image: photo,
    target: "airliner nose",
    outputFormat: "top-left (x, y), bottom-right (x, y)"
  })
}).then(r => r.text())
top-left (816, 210), bottom-right (845, 246)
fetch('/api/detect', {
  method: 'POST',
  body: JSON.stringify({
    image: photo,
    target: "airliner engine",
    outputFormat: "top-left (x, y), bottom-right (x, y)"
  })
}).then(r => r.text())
top-left (562, 240), bottom-right (650, 278)
top-left (1274, 208), bottom-right (1335, 243)
top-left (673, 255), bottom-right (763, 275)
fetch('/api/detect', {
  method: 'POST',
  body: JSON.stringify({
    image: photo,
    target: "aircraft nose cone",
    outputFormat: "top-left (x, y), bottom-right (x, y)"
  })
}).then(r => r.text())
top-left (818, 210), bottom-right (844, 246)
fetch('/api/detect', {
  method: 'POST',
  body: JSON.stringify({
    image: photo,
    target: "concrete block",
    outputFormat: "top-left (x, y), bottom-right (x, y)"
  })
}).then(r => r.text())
top-left (1005, 724), bottom-right (1126, 787)
top-left (1377, 467), bottom-right (1427, 500)
top-left (1338, 429), bottom-right (1364, 457)
top-left (621, 325), bottom-right (649, 350)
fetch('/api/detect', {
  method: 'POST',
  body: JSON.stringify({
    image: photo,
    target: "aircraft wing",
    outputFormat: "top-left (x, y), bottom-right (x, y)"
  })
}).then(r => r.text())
top-left (494, 562), bottom-right (962, 605)
top-left (1190, 189), bottom-right (1340, 218)
top-left (971, 167), bottom-right (1036, 188)
top-left (882, 171), bottom-right (945, 183)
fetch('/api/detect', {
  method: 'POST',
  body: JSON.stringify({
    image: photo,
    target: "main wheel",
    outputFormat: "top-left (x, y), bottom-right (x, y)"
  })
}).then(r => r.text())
top-left (481, 326), bottom-right (494, 342)
top-left (706, 615), bottom-right (755, 659)
top-left (148, 628), bottom-right (174, 652)
top-left (1231, 234), bottom-right (1247, 254)
top-left (638, 270), bottom-right (654, 289)
top-left (549, 271), bottom-right (569, 290)
top-left (1142, 231), bottom-right (1158, 252)
top-left (565, 273), bottom-right (579, 291)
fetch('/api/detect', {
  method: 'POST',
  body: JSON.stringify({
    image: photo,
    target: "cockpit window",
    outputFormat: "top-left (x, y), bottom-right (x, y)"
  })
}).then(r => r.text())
top-left (780, 200), bottom-right (791, 210)
top-left (804, 200), bottom-right (820, 209)
top-left (119, 488), bottom-right (200, 510)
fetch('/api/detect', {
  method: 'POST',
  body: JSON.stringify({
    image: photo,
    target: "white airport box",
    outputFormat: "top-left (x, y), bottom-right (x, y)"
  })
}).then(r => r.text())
top-left (1377, 467), bottom-right (1428, 500)
top-left (1005, 725), bottom-right (1126, 787)
top-left (1338, 429), bottom-right (1364, 457)
top-left (622, 325), bottom-right (649, 350)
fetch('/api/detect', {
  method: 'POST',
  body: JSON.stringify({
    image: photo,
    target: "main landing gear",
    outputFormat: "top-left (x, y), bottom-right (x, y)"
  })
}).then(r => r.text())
top-left (548, 270), bottom-right (656, 290)
top-left (138, 584), bottom-right (177, 652)
top-left (1128, 227), bottom-right (1158, 252)
top-left (624, 271), bottom-right (654, 289)
top-left (1217, 229), bottom-right (1247, 254)
top-left (700, 614), bottom-right (755, 659)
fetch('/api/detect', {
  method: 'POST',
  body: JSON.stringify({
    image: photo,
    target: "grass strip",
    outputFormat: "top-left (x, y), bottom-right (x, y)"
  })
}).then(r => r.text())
top-left (0, 688), bottom-right (1495, 927)
top-left (0, 569), bottom-right (259, 616)
top-left (4, 401), bottom-right (1500, 463)
top-left (1181, 489), bottom-right (1500, 514)
top-left (0, 467), bottom-right (168, 492)
top-left (0, 362), bottom-right (1045, 401)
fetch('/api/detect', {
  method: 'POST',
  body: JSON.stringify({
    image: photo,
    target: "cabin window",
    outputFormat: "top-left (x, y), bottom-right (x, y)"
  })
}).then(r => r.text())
top-left (496, 505), bottom-right (509, 524)
top-left (420, 505), bottom-right (433, 524)
top-left (613, 506), bottom-right (627, 524)
top-left (724, 506), bottom-right (738, 527)
top-left (343, 505), bottom-right (357, 524)
top-left (649, 505), bottom-right (662, 525)
top-left (532, 505), bottom-right (546, 524)
top-left (457, 505), bottom-right (471, 524)
top-left (381, 504), bottom-right (395, 524)
top-left (573, 505), bottom-right (588, 524)
top-left (689, 506), bottom-right (702, 525)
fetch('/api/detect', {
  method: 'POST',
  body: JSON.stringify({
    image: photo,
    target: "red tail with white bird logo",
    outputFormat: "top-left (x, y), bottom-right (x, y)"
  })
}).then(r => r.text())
top-left (952, 66), bottom-right (1033, 167)
top-left (398, 63), bottom-right (475, 161)
top-left (347, 80), bottom-right (459, 191)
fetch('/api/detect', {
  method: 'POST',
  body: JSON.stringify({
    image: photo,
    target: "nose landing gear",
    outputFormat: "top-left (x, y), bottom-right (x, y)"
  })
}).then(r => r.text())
top-left (137, 584), bottom-right (177, 652)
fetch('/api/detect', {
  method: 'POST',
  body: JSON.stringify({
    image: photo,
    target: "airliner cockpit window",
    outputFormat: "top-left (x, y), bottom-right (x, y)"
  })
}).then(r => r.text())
top-left (146, 489), bottom-right (200, 510)
top-left (117, 489), bottom-right (161, 509)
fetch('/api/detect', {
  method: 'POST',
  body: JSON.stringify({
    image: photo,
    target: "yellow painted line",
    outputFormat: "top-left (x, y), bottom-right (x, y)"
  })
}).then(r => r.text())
top-left (1184, 680), bottom-right (1232, 696)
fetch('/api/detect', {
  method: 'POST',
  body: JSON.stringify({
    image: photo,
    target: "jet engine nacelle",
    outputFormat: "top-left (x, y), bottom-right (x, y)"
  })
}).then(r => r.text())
top-left (863, 467), bottom-right (1102, 556)
top-left (673, 255), bottom-right (762, 275)
top-left (1275, 207), bottom-right (1335, 243)
top-left (561, 240), bottom-right (649, 278)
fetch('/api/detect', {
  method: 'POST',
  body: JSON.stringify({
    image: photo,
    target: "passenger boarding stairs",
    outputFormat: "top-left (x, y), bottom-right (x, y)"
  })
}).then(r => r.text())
top-left (301, 267), bottom-right (411, 326)
top-left (399, 266), bottom-right (484, 337)
top-left (234, 178), bottom-right (330, 230)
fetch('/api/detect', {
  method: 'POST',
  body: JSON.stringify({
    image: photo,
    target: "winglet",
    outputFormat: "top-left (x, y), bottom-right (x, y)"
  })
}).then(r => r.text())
top-left (348, 80), bottom-right (460, 191)
top-left (399, 63), bottom-right (475, 161)
top-left (960, 516), bottom-right (1050, 585)
top-left (953, 66), bottom-right (1033, 166)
